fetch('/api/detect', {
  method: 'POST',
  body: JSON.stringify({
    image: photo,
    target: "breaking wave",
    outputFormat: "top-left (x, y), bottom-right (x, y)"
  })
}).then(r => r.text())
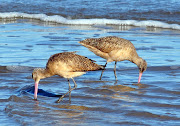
top-left (1, 12), bottom-right (180, 30)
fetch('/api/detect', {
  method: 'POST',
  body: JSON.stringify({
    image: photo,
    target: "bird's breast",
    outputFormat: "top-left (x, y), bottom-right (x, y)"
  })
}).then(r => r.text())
top-left (109, 48), bottom-right (133, 61)
top-left (58, 71), bottom-right (86, 78)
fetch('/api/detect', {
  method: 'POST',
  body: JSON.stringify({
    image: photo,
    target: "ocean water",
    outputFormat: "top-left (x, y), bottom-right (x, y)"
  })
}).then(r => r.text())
top-left (0, 0), bottom-right (180, 126)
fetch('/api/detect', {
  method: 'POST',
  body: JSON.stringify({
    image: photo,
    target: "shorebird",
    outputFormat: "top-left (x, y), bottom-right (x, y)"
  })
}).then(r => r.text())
top-left (79, 36), bottom-right (147, 83)
top-left (32, 52), bottom-right (104, 103)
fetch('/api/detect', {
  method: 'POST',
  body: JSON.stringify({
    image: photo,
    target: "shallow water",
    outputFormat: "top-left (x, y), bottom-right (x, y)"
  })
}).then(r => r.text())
top-left (1, 0), bottom-right (180, 125)
top-left (0, 21), bottom-right (180, 126)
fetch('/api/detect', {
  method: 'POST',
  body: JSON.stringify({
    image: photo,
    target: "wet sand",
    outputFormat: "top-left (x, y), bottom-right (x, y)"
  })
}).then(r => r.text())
top-left (0, 20), bottom-right (180, 126)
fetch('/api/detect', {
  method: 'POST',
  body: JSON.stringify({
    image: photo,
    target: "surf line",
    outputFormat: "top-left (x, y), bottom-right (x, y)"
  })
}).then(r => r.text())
top-left (0, 12), bottom-right (180, 30)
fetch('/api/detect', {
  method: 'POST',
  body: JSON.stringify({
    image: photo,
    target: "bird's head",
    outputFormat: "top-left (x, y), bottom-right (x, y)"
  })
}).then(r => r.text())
top-left (137, 58), bottom-right (147, 83)
top-left (32, 68), bottom-right (46, 100)
top-left (138, 58), bottom-right (147, 73)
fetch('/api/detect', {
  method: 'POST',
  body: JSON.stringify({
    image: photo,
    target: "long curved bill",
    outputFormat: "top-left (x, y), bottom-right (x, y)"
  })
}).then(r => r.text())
top-left (34, 82), bottom-right (39, 100)
top-left (138, 72), bottom-right (143, 83)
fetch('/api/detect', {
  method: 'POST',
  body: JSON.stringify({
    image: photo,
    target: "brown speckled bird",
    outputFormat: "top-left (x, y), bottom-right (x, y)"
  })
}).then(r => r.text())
top-left (79, 36), bottom-right (147, 83)
top-left (32, 52), bottom-right (104, 103)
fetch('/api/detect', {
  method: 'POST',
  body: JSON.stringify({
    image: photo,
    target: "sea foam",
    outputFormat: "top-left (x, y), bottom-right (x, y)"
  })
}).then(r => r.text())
top-left (0, 12), bottom-right (180, 30)
top-left (6, 65), bottom-right (32, 72)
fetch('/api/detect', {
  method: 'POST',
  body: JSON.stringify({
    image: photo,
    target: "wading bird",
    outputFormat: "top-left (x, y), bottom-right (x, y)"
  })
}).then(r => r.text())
top-left (32, 52), bottom-right (104, 103)
top-left (79, 36), bottom-right (147, 83)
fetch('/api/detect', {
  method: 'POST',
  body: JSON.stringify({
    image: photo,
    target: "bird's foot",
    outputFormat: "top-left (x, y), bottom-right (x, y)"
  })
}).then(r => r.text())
top-left (56, 96), bottom-right (64, 103)
top-left (56, 99), bottom-right (62, 103)
top-left (114, 80), bottom-right (118, 84)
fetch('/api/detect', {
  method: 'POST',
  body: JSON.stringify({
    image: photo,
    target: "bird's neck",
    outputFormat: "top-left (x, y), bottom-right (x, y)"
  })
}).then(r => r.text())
top-left (131, 55), bottom-right (142, 67)
top-left (39, 68), bottom-right (53, 79)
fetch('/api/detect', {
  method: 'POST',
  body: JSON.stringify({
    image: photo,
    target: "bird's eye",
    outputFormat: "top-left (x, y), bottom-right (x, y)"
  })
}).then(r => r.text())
top-left (142, 68), bottom-right (145, 72)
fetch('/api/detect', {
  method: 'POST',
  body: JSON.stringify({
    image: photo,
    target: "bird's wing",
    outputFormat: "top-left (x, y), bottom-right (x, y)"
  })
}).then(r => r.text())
top-left (79, 36), bottom-right (127, 53)
top-left (66, 53), bottom-right (104, 72)
top-left (47, 52), bottom-right (103, 72)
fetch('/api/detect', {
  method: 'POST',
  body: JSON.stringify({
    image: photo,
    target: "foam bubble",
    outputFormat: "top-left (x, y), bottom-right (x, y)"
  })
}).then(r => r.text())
top-left (0, 12), bottom-right (180, 30)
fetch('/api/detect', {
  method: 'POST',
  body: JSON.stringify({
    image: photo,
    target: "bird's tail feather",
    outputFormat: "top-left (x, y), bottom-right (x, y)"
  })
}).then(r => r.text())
top-left (99, 65), bottom-right (105, 70)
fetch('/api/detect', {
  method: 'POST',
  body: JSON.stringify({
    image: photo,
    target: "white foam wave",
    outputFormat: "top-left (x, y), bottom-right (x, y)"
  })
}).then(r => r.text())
top-left (0, 12), bottom-right (180, 30)
top-left (6, 65), bottom-right (32, 72)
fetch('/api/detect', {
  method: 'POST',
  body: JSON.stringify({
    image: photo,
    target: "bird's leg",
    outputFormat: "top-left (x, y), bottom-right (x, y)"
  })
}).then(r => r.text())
top-left (114, 61), bottom-right (117, 81)
top-left (71, 78), bottom-right (77, 89)
top-left (69, 78), bottom-right (77, 103)
top-left (56, 78), bottom-right (77, 103)
top-left (100, 62), bottom-right (107, 80)
top-left (68, 79), bottom-right (71, 103)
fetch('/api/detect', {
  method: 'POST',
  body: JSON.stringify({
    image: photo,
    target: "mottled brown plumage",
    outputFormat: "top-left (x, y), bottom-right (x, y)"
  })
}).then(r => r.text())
top-left (81, 36), bottom-right (135, 54)
top-left (79, 36), bottom-right (147, 82)
top-left (32, 52), bottom-right (104, 103)
top-left (46, 52), bottom-right (102, 73)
